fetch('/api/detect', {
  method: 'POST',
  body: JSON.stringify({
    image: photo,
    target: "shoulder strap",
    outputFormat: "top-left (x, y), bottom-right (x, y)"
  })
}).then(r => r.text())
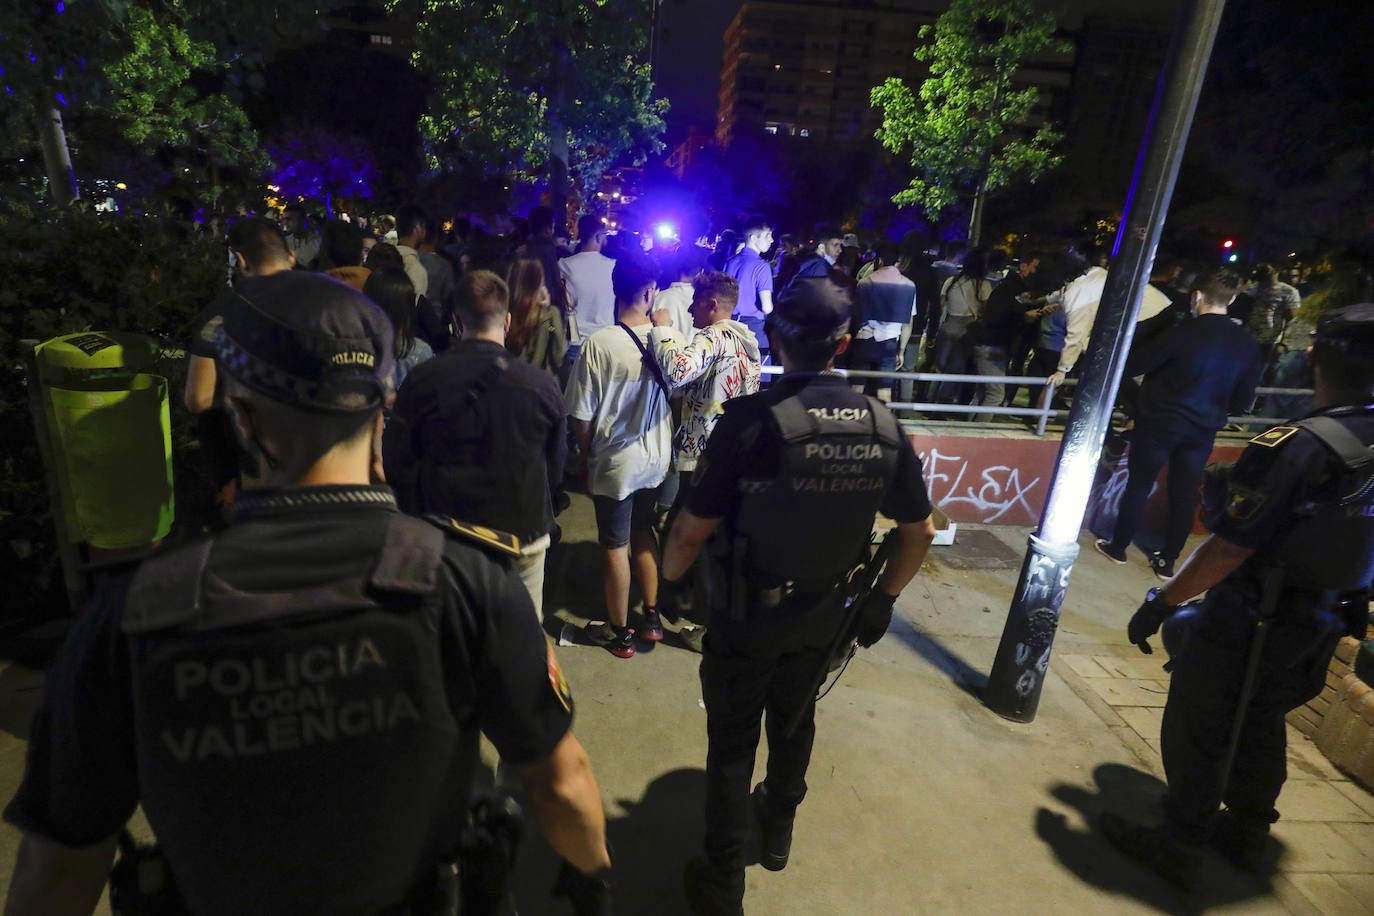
top-left (769, 396), bottom-right (820, 443)
top-left (865, 396), bottom-right (902, 447)
top-left (618, 321), bottom-right (673, 404)
top-left (123, 539), bottom-right (214, 633)
top-left (124, 515), bottom-right (449, 636)
top-left (1295, 416), bottom-right (1374, 472)
top-left (464, 352), bottom-right (510, 407)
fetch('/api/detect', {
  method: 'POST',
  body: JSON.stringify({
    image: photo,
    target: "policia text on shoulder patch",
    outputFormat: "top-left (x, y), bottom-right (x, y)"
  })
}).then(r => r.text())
top-left (1249, 426), bottom-right (1299, 448)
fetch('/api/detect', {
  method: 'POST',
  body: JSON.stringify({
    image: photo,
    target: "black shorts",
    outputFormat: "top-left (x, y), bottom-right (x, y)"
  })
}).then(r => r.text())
top-left (592, 487), bottom-right (660, 548)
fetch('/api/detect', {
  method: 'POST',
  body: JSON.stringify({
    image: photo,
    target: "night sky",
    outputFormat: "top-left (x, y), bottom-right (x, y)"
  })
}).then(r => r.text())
top-left (654, 0), bottom-right (1174, 145)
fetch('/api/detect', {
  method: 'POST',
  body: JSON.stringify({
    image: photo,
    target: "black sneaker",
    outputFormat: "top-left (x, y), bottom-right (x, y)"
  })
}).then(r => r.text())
top-left (1149, 553), bottom-right (1175, 580)
top-left (682, 856), bottom-right (743, 916)
top-left (584, 622), bottom-right (637, 658)
top-left (752, 783), bottom-right (794, 872)
top-left (606, 626), bottom-right (636, 658)
top-left (1094, 539), bottom-right (1128, 565)
top-left (1100, 812), bottom-right (1203, 890)
top-left (640, 607), bottom-right (664, 642)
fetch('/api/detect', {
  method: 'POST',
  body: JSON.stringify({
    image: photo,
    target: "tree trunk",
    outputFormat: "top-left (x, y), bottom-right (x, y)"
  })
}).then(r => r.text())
top-left (37, 103), bottom-right (79, 206)
top-left (547, 37), bottom-right (572, 227)
top-left (966, 75), bottom-right (1003, 247)
top-left (968, 176), bottom-right (988, 247)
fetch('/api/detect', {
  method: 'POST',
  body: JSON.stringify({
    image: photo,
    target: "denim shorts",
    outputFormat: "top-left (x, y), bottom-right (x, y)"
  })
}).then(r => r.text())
top-left (592, 486), bottom-right (661, 548)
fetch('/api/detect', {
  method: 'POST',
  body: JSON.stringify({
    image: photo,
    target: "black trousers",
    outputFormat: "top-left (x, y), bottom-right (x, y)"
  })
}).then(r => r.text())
top-left (697, 632), bottom-right (828, 897)
top-left (1109, 424), bottom-right (1214, 561)
top-left (1159, 585), bottom-right (1344, 841)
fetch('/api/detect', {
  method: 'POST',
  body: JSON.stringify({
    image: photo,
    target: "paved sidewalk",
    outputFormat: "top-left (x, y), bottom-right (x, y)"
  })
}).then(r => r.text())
top-left (0, 501), bottom-right (1370, 914)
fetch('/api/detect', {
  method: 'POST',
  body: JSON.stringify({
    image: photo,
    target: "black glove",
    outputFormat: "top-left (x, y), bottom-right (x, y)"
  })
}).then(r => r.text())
top-left (855, 591), bottom-right (898, 648)
top-left (553, 859), bottom-right (613, 916)
top-left (1128, 588), bottom-right (1177, 655)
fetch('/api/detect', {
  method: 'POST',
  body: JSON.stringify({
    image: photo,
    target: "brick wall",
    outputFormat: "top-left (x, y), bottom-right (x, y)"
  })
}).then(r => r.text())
top-left (1297, 627), bottom-right (1374, 791)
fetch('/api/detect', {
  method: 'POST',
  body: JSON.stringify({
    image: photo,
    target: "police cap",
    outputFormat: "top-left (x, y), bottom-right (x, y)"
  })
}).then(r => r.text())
top-left (1314, 303), bottom-right (1374, 360)
top-left (770, 277), bottom-right (852, 342)
top-left (215, 271), bottom-right (395, 413)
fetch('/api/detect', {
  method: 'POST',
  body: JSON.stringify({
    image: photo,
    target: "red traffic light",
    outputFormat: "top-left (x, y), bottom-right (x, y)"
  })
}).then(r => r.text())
top-left (1222, 239), bottom-right (1234, 249)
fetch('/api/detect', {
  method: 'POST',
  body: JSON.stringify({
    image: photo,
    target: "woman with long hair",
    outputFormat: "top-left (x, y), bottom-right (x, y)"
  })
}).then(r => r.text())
top-left (506, 257), bottom-right (567, 379)
top-left (930, 246), bottom-right (992, 405)
top-left (363, 266), bottom-right (433, 393)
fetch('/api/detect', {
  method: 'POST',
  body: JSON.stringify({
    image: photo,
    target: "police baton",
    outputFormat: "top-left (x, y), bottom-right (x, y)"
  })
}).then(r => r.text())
top-left (1218, 565), bottom-right (1285, 800)
top-left (781, 532), bottom-right (896, 740)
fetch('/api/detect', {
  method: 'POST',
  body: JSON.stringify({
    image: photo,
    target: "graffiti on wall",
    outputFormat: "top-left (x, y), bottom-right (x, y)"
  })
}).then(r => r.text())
top-left (917, 446), bottom-right (1048, 524)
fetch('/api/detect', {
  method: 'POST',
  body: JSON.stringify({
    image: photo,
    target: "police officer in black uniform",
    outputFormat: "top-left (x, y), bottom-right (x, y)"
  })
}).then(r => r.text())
top-left (658, 277), bottom-right (937, 915)
top-left (1101, 303), bottom-right (1374, 886)
top-left (4, 272), bottom-right (613, 914)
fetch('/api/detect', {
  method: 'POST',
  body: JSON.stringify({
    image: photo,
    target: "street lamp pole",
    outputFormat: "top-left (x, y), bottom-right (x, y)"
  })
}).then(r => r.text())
top-left (983, 0), bottom-right (1230, 722)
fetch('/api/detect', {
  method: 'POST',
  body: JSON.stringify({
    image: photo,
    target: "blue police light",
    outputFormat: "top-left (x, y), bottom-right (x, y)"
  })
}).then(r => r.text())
top-left (656, 221), bottom-right (677, 240)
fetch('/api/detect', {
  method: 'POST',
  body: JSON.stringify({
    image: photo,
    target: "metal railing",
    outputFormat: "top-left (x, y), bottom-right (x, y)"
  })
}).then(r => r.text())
top-left (760, 364), bottom-right (1315, 437)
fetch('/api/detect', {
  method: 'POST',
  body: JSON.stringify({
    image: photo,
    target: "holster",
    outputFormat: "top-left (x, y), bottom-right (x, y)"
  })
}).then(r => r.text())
top-left (456, 793), bottom-right (524, 916)
top-left (109, 832), bottom-right (186, 916)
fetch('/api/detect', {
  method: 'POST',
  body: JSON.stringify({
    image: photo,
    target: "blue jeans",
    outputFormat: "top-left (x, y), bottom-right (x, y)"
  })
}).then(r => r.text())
top-left (848, 336), bottom-right (899, 397)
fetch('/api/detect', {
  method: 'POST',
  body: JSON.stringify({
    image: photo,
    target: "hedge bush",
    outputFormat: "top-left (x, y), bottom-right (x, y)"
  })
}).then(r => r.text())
top-left (0, 202), bottom-right (225, 622)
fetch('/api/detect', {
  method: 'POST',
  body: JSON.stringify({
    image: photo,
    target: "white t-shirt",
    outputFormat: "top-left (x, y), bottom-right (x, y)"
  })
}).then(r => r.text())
top-left (654, 281), bottom-right (696, 340)
top-left (941, 274), bottom-right (989, 318)
top-left (564, 323), bottom-right (673, 500)
top-left (1138, 283), bottom-right (1171, 323)
top-left (395, 244), bottom-right (430, 299)
top-left (559, 251), bottom-right (616, 343)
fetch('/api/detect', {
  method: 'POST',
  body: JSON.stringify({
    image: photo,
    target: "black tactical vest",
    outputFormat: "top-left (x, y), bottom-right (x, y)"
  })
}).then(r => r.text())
top-left (1280, 414), bottom-right (1374, 593)
top-left (735, 391), bottom-right (901, 581)
top-left (119, 512), bottom-right (471, 914)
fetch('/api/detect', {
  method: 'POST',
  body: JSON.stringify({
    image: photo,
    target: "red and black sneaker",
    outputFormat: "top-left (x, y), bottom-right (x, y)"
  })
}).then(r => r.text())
top-left (606, 625), bottom-right (637, 658)
top-left (640, 607), bottom-right (664, 642)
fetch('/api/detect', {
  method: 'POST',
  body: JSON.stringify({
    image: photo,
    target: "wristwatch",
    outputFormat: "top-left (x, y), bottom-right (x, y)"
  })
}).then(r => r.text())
top-left (1144, 586), bottom-right (1177, 611)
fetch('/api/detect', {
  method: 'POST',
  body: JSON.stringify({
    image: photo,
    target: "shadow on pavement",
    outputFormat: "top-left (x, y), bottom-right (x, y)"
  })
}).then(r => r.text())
top-left (512, 766), bottom-right (708, 915)
top-left (1036, 762), bottom-right (1282, 916)
top-left (890, 617), bottom-right (988, 699)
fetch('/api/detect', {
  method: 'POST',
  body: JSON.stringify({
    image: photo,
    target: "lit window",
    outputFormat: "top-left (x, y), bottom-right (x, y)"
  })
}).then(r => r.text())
top-left (764, 125), bottom-right (778, 135)
top-left (799, 129), bottom-right (810, 137)
top-left (370, 34), bottom-right (393, 45)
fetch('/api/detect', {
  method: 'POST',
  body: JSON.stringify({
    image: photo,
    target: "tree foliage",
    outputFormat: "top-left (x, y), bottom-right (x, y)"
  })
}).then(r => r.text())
top-left (105, 5), bottom-right (269, 179)
top-left (408, 0), bottom-right (668, 194)
top-left (871, 0), bottom-right (1067, 234)
top-left (0, 0), bottom-right (322, 204)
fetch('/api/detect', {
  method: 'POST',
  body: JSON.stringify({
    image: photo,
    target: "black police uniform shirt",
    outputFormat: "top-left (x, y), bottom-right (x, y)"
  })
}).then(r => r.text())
top-left (5, 486), bottom-right (573, 914)
top-left (1204, 404), bottom-right (1374, 595)
top-left (689, 372), bottom-right (933, 541)
top-left (383, 338), bottom-right (568, 544)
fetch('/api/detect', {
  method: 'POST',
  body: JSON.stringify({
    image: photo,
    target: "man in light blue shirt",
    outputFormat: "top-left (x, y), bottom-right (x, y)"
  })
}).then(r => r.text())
top-left (724, 217), bottom-right (774, 354)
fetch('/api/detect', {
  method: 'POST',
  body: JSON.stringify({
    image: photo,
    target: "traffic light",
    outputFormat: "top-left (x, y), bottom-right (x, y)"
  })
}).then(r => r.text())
top-left (1222, 239), bottom-right (1234, 249)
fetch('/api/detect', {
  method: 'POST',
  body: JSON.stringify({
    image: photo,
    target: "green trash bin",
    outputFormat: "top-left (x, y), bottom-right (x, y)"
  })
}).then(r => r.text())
top-left (32, 332), bottom-right (174, 551)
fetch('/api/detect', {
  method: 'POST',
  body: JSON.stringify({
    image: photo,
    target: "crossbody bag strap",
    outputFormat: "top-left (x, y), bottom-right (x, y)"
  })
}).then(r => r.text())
top-left (618, 321), bottom-right (673, 404)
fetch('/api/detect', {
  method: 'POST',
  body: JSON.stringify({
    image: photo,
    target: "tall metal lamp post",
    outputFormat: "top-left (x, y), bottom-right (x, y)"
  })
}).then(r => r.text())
top-left (984, 0), bottom-right (1230, 722)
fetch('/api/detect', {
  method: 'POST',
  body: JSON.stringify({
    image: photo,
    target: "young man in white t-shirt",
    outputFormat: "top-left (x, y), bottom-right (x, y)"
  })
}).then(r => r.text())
top-left (565, 256), bottom-right (674, 657)
top-left (559, 214), bottom-right (618, 370)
